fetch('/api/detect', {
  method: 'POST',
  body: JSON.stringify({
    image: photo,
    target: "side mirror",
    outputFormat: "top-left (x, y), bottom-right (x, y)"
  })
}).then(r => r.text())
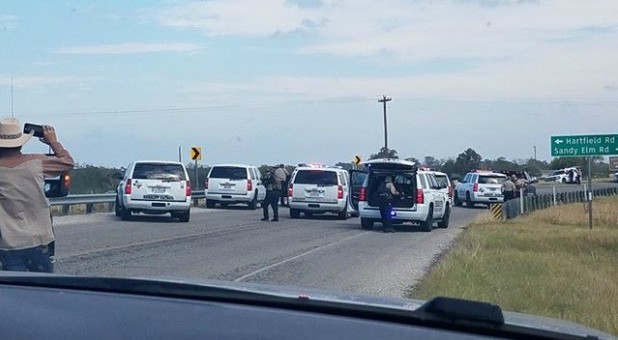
top-left (45, 173), bottom-right (70, 198)
top-left (111, 172), bottom-right (124, 180)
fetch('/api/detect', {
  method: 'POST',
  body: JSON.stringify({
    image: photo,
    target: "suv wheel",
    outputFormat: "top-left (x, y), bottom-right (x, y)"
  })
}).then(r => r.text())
top-left (206, 200), bottom-right (216, 209)
top-left (290, 208), bottom-right (300, 219)
top-left (337, 203), bottom-right (348, 220)
top-left (361, 218), bottom-right (373, 230)
top-left (454, 193), bottom-right (462, 207)
top-left (438, 205), bottom-right (450, 228)
top-left (421, 206), bottom-right (433, 232)
top-left (465, 192), bottom-right (473, 207)
top-left (176, 210), bottom-right (190, 222)
top-left (120, 206), bottom-right (131, 221)
top-left (114, 196), bottom-right (121, 217)
top-left (248, 193), bottom-right (258, 210)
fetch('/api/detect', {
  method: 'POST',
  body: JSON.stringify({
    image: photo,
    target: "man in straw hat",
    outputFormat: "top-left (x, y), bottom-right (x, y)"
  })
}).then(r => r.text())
top-left (0, 118), bottom-right (74, 272)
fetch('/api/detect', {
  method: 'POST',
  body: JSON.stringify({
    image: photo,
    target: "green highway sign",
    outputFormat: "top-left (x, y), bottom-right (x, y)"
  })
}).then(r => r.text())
top-left (551, 134), bottom-right (618, 157)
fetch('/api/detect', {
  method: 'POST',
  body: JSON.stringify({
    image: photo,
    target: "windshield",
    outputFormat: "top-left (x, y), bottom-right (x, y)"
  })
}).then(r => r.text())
top-left (293, 170), bottom-right (338, 186)
top-left (4, 2), bottom-right (617, 337)
top-left (209, 167), bottom-right (248, 180)
top-left (132, 163), bottom-right (186, 181)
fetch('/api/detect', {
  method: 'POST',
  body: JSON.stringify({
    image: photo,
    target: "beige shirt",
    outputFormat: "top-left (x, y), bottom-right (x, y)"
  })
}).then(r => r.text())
top-left (0, 141), bottom-right (74, 250)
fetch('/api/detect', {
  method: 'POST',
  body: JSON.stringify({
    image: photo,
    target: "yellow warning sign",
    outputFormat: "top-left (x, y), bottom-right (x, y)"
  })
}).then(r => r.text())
top-left (490, 203), bottom-right (503, 220)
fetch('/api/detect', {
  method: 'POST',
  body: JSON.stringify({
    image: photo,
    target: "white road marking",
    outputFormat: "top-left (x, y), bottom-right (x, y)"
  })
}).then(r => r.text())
top-left (234, 231), bottom-right (371, 282)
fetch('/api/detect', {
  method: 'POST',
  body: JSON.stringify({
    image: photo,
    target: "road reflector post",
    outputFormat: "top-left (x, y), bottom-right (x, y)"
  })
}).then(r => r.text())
top-left (490, 203), bottom-right (503, 221)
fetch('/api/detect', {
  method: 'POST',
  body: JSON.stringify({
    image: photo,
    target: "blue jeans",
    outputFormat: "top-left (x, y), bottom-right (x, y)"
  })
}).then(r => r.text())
top-left (0, 245), bottom-right (54, 273)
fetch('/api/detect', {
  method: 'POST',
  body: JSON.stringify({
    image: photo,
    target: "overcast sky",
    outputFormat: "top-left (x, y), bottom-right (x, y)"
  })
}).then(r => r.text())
top-left (1, 0), bottom-right (617, 167)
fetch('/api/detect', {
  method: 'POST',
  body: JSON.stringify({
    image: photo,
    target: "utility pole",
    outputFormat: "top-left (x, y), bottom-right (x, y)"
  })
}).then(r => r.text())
top-left (533, 145), bottom-right (537, 161)
top-left (378, 95), bottom-right (392, 149)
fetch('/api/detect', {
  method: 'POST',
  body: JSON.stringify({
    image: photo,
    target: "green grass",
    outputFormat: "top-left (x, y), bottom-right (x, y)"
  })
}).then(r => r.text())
top-left (411, 196), bottom-right (618, 336)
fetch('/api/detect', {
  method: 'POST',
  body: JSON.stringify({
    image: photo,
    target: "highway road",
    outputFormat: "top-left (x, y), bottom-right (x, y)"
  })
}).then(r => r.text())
top-left (54, 206), bottom-right (482, 298)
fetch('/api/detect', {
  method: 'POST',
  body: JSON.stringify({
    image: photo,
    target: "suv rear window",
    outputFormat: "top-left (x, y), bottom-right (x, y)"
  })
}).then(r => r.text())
top-left (132, 163), bottom-right (186, 180)
top-left (209, 167), bottom-right (248, 180)
top-left (294, 170), bottom-right (338, 186)
top-left (478, 175), bottom-right (506, 184)
top-left (434, 174), bottom-right (449, 187)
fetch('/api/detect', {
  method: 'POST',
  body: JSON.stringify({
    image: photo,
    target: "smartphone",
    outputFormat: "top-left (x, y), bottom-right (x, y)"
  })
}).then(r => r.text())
top-left (24, 123), bottom-right (44, 138)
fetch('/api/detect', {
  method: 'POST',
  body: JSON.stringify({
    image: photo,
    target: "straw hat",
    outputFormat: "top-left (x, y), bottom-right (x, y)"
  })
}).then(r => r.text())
top-left (0, 118), bottom-right (33, 148)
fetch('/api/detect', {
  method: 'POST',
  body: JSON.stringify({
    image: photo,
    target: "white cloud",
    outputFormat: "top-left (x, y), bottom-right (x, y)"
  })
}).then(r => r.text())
top-left (161, 0), bottom-right (618, 102)
top-left (53, 42), bottom-right (202, 55)
top-left (155, 0), bottom-right (618, 59)
top-left (154, 0), bottom-right (324, 36)
top-left (0, 15), bottom-right (18, 30)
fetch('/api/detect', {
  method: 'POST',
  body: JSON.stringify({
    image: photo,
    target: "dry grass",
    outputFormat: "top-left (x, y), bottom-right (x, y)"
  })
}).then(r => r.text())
top-left (412, 196), bottom-right (618, 336)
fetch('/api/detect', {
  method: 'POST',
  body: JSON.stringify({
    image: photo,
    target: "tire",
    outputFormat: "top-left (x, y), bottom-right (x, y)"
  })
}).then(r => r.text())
top-left (120, 206), bottom-right (131, 221)
top-left (421, 205), bottom-right (433, 232)
top-left (177, 210), bottom-right (190, 222)
top-left (454, 193), bottom-right (462, 207)
top-left (248, 192), bottom-right (258, 210)
top-left (466, 192), bottom-right (473, 208)
top-left (305, 211), bottom-right (313, 218)
top-left (438, 205), bottom-right (450, 228)
top-left (337, 204), bottom-right (348, 220)
top-left (290, 208), bottom-right (300, 219)
top-left (361, 218), bottom-right (373, 230)
top-left (114, 196), bottom-right (121, 217)
top-left (206, 200), bottom-right (216, 209)
top-left (561, 178), bottom-right (566, 183)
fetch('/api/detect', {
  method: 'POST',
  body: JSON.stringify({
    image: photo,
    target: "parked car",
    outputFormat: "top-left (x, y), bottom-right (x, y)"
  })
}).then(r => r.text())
top-left (288, 166), bottom-right (352, 220)
top-left (454, 171), bottom-right (507, 207)
top-left (205, 164), bottom-right (266, 209)
top-left (355, 159), bottom-right (450, 232)
top-left (115, 161), bottom-right (191, 222)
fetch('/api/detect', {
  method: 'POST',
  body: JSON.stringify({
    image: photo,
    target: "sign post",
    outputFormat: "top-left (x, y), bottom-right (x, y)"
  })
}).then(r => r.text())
top-left (550, 133), bottom-right (618, 229)
top-left (190, 147), bottom-right (202, 190)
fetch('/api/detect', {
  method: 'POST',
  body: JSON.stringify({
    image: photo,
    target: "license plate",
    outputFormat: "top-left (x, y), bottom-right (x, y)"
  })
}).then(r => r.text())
top-left (310, 192), bottom-right (321, 197)
top-left (144, 194), bottom-right (173, 200)
top-left (152, 187), bottom-right (166, 193)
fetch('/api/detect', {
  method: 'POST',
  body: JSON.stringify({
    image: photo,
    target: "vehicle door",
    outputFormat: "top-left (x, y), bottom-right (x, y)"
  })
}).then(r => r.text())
top-left (253, 168), bottom-right (267, 201)
top-left (291, 169), bottom-right (340, 203)
top-left (456, 174), bottom-right (469, 198)
top-left (130, 163), bottom-right (188, 202)
top-left (433, 173), bottom-right (451, 203)
top-left (348, 169), bottom-right (367, 212)
top-left (208, 166), bottom-right (249, 196)
top-left (427, 174), bottom-right (445, 217)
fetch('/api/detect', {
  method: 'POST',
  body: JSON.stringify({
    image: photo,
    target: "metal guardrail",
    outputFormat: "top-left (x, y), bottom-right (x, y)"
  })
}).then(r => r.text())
top-left (502, 187), bottom-right (618, 220)
top-left (49, 191), bottom-right (206, 215)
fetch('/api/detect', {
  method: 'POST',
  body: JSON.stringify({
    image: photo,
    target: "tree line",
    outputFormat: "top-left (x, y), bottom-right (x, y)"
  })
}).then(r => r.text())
top-left (68, 150), bottom-right (611, 194)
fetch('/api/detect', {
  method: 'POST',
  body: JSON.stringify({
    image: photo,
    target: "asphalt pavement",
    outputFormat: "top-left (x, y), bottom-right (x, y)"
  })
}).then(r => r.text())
top-left (54, 206), bottom-right (481, 298)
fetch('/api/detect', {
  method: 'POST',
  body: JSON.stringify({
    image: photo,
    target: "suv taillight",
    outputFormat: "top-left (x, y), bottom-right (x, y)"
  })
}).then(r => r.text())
top-left (204, 178), bottom-right (209, 190)
top-left (416, 189), bottom-right (424, 204)
top-left (473, 183), bottom-right (478, 192)
top-left (124, 179), bottom-right (132, 195)
top-left (337, 185), bottom-right (344, 199)
top-left (359, 187), bottom-right (367, 202)
top-left (288, 185), bottom-right (293, 197)
top-left (186, 181), bottom-right (192, 196)
top-left (247, 180), bottom-right (253, 192)
top-left (448, 185), bottom-right (453, 198)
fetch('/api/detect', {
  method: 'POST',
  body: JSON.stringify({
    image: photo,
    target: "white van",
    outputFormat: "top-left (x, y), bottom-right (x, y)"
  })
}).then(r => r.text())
top-left (115, 161), bottom-right (191, 222)
top-left (205, 164), bottom-right (266, 209)
top-left (288, 166), bottom-right (352, 220)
